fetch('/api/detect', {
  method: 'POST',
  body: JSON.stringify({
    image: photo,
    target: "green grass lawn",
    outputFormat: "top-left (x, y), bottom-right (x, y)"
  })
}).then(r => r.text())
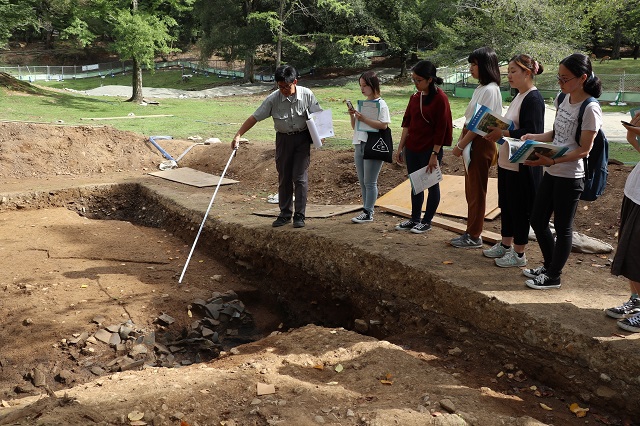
top-left (2, 75), bottom-right (469, 149)
top-left (591, 57), bottom-right (640, 75)
top-left (2, 70), bottom-right (638, 163)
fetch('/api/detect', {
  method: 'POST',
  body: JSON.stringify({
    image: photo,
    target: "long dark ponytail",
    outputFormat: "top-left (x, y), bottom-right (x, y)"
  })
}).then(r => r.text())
top-left (560, 53), bottom-right (602, 98)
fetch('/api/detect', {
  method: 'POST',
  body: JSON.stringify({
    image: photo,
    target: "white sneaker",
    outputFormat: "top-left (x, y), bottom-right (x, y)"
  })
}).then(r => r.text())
top-left (495, 248), bottom-right (527, 268)
top-left (483, 242), bottom-right (509, 258)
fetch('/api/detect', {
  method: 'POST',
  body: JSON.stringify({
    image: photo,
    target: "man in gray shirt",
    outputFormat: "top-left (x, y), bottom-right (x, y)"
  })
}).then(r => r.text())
top-left (232, 65), bottom-right (322, 228)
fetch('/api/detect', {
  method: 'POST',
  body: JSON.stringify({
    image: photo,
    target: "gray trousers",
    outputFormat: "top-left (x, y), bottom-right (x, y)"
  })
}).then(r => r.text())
top-left (275, 130), bottom-right (311, 217)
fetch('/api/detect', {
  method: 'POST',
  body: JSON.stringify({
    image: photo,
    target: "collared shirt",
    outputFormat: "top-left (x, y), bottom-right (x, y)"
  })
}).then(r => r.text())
top-left (252, 86), bottom-right (321, 133)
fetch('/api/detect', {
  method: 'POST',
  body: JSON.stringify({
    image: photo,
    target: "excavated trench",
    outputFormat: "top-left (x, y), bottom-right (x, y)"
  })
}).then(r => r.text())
top-left (3, 181), bottom-right (639, 418)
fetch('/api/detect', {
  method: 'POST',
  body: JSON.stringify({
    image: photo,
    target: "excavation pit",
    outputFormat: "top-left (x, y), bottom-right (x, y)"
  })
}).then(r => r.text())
top-left (1, 125), bottom-right (639, 424)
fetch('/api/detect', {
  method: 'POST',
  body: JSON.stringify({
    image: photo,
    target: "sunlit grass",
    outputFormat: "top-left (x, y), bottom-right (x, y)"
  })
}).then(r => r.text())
top-left (1, 71), bottom-right (637, 163)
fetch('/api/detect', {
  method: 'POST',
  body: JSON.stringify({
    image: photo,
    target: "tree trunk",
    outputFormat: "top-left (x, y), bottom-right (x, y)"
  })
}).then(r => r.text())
top-left (275, 0), bottom-right (284, 70)
top-left (633, 45), bottom-right (639, 60)
top-left (399, 51), bottom-right (408, 77)
top-left (244, 52), bottom-right (255, 83)
top-left (128, 58), bottom-right (144, 103)
top-left (611, 24), bottom-right (622, 60)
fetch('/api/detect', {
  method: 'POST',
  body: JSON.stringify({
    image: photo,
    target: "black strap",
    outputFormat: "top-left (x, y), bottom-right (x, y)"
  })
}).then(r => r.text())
top-left (556, 92), bottom-right (597, 146)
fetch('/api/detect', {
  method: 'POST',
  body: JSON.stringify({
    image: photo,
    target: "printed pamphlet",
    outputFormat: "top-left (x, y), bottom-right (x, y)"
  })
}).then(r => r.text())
top-left (306, 109), bottom-right (334, 148)
top-left (409, 165), bottom-right (443, 194)
top-left (356, 100), bottom-right (380, 132)
top-left (467, 104), bottom-right (514, 142)
top-left (506, 137), bottom-right (568, 163)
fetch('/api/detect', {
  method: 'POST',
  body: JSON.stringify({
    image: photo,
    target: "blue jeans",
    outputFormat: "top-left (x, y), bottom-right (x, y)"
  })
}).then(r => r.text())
top-left (354, 143), bottom-right (384, 215)
top-left (405, 147), bottom-right (443, 224)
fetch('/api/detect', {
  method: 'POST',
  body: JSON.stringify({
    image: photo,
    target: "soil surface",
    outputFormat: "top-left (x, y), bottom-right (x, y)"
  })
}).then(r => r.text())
top-left (0, 93), bottom-right (636, 424)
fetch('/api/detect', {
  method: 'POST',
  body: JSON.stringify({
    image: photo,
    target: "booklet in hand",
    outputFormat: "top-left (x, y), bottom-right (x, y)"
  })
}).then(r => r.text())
top-left (506, 137), bottom-right (568, 163)
top-left (467, 104), bottom-right (514, 143)
top-left (356, 100), bottom-right (381, 132)
top-left (409, 165), bottom-right (443, 194)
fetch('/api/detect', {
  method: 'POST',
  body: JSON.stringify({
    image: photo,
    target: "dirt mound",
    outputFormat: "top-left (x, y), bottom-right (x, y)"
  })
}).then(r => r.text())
top-left (0, 122), bottom-right (159, 179)
top-left (0, 73), bottom-right (44, 95)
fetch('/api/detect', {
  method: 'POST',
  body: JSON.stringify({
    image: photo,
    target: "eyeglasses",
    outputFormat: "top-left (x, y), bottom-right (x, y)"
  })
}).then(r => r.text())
top-left (411, 77), bottom-right (425, 84)
top-left (277, 82), bottom-right (294, 90)
top-left (556, 75), bottom-right (577, 84)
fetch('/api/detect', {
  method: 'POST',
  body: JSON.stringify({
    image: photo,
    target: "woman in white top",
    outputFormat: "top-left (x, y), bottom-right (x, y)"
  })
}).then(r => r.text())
top-left (348, 71), bottom-right (391, 223)
top-left (451, 47), bottom-right (502, 248)
top-left (520, 53), bottom-right (603, 290)
top-left (605, 114), bottom-right (640, 332)
top-left (483, 54), bottom-right (545, 268)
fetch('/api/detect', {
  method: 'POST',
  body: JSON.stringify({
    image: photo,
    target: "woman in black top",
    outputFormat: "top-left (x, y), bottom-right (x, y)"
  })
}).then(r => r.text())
top-left (483, 54), bottom-right (545, 268)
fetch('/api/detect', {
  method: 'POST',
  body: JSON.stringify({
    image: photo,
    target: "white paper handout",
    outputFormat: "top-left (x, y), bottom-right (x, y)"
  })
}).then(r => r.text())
top-left (306, 109), bottom-right (334, 148)
top-left (462, 143), bottom-right (472, 173)
top-left (356, 100), bottom-right (380, 132)
top-left (409, 165), bottom-right (443, 195)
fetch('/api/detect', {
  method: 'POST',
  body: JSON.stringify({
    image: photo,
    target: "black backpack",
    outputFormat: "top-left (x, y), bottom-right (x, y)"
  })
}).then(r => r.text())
top-left (557, 93), bottom-right (609, 201)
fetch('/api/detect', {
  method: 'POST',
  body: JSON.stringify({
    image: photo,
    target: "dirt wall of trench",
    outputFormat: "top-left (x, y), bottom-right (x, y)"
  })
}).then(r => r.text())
top-left (2, 181), bottom-right (638, 417)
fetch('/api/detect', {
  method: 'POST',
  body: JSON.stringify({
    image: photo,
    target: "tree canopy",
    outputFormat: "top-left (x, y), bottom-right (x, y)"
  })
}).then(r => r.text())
top-left (1, 0), bottom-right (637, 93)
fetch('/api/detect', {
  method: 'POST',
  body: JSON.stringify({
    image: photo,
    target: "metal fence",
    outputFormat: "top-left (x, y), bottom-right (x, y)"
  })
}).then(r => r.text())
top-left (0, 59), bottom-right (274, 82)
top-left (439, 66), bottom-right (640, 103)
top-left (2, 59), bottom-right (638, 103)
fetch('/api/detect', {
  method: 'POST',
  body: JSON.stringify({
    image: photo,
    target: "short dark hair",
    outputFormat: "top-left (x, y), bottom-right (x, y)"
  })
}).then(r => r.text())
top-left (275, 65), bottom-right (297, 83)
top-left (359, 71), bottom-right (381, 96)
top-left (468, 47), bottom-right (500, 86)
top-left (559, 53), bottom-right (602, 98)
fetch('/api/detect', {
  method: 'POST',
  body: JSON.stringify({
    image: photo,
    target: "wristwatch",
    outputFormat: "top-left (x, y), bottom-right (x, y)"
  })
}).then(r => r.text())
top-left (431, 151), bottom-right (439, 155)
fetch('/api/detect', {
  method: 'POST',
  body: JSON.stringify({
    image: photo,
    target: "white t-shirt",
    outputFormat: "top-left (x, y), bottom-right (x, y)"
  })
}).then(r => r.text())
top-left (624, 162), bottom-right (640, 205)
top-left (547, 94), bottom-right (603, 179)
top-left (497, 88), bottom-right (534, 172)
top-left (352, 98), bottom-right (391, 144)
top-left (463, 82), bottom-right (503, 124)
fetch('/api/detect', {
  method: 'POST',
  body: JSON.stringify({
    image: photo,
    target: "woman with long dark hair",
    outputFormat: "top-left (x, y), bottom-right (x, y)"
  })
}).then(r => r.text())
top-left (451, 47), bottom-right (502, 248)
top-left (521, 53), bottom-right (603, 289)
top-left (606, 115), bottom-right (640, 332)
top-left (394, 60), bottom-right (453, 233)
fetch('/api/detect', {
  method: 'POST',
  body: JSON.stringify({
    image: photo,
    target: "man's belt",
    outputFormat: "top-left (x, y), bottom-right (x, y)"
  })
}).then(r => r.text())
top-left (278, 128), bottom-right (307, 135)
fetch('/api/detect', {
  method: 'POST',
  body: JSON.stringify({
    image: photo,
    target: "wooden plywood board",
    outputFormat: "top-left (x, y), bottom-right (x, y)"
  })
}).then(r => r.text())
top-left (253, 204), bottom-right (361, 218)
top-left (148, 167), bottom-right (239, 188)
top-left (378, 204), bottom-right (501, 244)
top-left (375, 174), bottom-right (499, 220)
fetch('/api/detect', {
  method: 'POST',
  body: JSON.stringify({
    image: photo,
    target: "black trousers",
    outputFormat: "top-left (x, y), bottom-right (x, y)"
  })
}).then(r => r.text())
top-left (530, 173), bottom-right (583, 278)
top-left (275, 130), bottom-right (312, 217)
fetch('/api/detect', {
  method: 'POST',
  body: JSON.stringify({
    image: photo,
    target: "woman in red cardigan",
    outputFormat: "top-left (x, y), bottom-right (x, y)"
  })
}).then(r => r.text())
top-left (395, 60), bottom-right (453, 233)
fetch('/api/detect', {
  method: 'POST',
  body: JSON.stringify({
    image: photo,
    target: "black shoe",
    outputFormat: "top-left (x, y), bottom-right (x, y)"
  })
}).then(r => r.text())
top-left (272, 216), bottom-right (291, 227)
top-left (395, 220), bottom-right (418, 231)
top-left (351, 211), bottom-right (373, 224)
top-left (293, 213), bottom-right (305, 228)
top-left (525, 273), bottom-right (561, 290)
